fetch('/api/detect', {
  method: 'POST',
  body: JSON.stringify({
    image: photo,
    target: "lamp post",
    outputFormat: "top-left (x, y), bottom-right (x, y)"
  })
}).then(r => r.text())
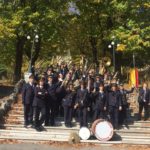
top-left (27, 32), bottom-right (39, 73)
top-left (108, 38), bottom-right (120, 73)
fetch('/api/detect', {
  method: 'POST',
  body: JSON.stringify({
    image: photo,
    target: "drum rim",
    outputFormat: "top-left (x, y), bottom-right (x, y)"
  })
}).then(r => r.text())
top-left (91, 119), bottom-right (114, 141)
top-left (91, 119), bottom-right (104, 134)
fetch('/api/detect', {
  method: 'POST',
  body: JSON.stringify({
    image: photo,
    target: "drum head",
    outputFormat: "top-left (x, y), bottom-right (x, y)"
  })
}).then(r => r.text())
top-left (79, 127), bottom-right (91, 140)
top-left (95, 121), bottom-right (113, 141)
top-left (91, 119), bottom-right (104, 134)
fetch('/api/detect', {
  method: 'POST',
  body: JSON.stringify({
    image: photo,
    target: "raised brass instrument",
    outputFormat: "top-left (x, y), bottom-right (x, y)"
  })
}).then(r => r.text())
top-left (99, 57), bottom-right (111, 75)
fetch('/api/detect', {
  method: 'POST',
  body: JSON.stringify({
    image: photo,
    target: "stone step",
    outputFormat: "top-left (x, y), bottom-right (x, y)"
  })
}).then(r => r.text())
top-left (0, 124), bottom-right (79, 130)
top-left (10, 107), bottom-right (23, 110)
top-left (1, 124), bottom-right (150, 134)
top-left (0, 125), bottom-right (150, 137)
top-left (2, 94), bottom-right (150, 145)
top-left (5, 118), bottom-right (150, 129)
top-left (3, 127), bottom-right (150, 137)
top-left (0, 129), bottom-right (150, 140)
top-left (0, 130), bottom-right (150, 145)
top-left (9, 110), bottom-right (23, 114)
top-left (0, 129), bottom-right (70, 136)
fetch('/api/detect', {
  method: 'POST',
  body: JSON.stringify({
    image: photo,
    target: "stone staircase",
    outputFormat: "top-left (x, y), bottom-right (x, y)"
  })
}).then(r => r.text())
top-left (0, 94), bottom-right (150, 145)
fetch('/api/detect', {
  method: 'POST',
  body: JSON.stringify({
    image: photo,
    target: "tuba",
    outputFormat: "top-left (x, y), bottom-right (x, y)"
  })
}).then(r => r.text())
top-left (99, 57), bottom-right (111, 75)
top-left (102, 57), bottom-right (111, 67)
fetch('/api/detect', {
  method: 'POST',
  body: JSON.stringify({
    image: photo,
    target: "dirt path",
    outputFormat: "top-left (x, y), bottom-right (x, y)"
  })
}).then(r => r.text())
top-left (0, 141), bottom-right (149, 150)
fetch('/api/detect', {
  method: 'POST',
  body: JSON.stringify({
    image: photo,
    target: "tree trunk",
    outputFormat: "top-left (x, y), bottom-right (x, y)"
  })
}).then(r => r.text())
top-left (32, 38), bottom-right (41, 66)
top-left (90, 37), bottom-right (99, 68)
top-left (13, 36), bottom-right (25, 83)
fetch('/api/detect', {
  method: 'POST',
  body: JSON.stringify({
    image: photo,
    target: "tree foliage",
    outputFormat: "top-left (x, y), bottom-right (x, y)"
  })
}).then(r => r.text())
top-left (0, 0), bottom-right (149, 81)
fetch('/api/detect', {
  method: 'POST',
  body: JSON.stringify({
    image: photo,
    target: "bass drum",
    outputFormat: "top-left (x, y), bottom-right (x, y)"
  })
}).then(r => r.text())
top-left (79, 127), bottom-right (91, 140)
top-left (91, 119), bottom-right (114, 141)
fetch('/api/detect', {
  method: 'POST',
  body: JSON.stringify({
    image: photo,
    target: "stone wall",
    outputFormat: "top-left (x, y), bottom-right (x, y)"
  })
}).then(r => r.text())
top-left (0, 85), bottom-right (14, 99)
top-left (0, 79), bottom-right (25, 122)
top-left (0, 93), bottom-right (17, 121)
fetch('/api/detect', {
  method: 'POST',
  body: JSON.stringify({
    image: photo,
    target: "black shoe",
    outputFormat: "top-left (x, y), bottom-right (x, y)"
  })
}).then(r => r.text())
top-left (44, 124), bottom-right (49, 126)
top-left (35, 127), bottom-right (42, 132)
top-left (45, 122), bottom-right (50, 126)
top-left (39, 125), bottom-right (45, 131)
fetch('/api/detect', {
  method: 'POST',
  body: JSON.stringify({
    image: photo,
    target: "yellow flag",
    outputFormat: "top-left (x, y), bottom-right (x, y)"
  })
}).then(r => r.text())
top-left (129, 68), bottom-right (139, 88)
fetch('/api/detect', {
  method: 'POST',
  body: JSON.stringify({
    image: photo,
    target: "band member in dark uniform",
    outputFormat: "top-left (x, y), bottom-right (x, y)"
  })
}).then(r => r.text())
top-left (22, 75), bottom-right (35, 127)
top-left (45, 75), bottom-right (58, 126)
top-left (94, 75), bottom-right (103, 92)
top-left (92, 83), bottom-right (107, 121)
top-left (33, 79), bottom-right (48, 131)
top-left (107, 84), bottom-right (122, 129)
top-left (138, 83), bottom-right (150, 121)
top-left (55, 73), bottom-right (66, 117)
top-left (74, 81), bottom-right (89, 128)
top-left (86, 74), bottom-right (95, 118)
top-left (45, 67), bottom-right (54, 83)
top-left (118, 83), bottom-right (134, 125)
top-left (59, 63), bottom-right (68, 79)
top-left (62, 83), bottom-right (76, 127)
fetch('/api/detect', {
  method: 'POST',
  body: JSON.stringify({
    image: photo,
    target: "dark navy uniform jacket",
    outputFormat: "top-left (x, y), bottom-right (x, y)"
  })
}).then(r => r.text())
top-left (22, 83), bottom-right (35, 105)
top-left (59, 68), bottom-right (68, 78)
top-left (76, 89), bottom-right (89, 108)
top-left (33, 86), bottom-right (48, 107)
top-left (138, 88), bottom-right (150, 104)
top-left (93, 91), bottom-right (107, 110)
top-left (46, 83), bottom-right (59, 102)
top-left (107, 91), bottom-right (122, 108)
top-left (62, 90), bottom-right (76, 107)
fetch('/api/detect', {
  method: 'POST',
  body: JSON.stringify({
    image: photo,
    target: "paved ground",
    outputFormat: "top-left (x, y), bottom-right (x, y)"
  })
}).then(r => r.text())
top-left (0, 143), bottom-right (150, 150)
top-left (0, 143), bottom-right (120, 150)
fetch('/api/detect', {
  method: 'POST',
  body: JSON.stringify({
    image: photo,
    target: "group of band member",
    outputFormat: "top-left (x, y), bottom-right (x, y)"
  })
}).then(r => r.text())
top-left (22, 63), bottom-right (150, 131)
